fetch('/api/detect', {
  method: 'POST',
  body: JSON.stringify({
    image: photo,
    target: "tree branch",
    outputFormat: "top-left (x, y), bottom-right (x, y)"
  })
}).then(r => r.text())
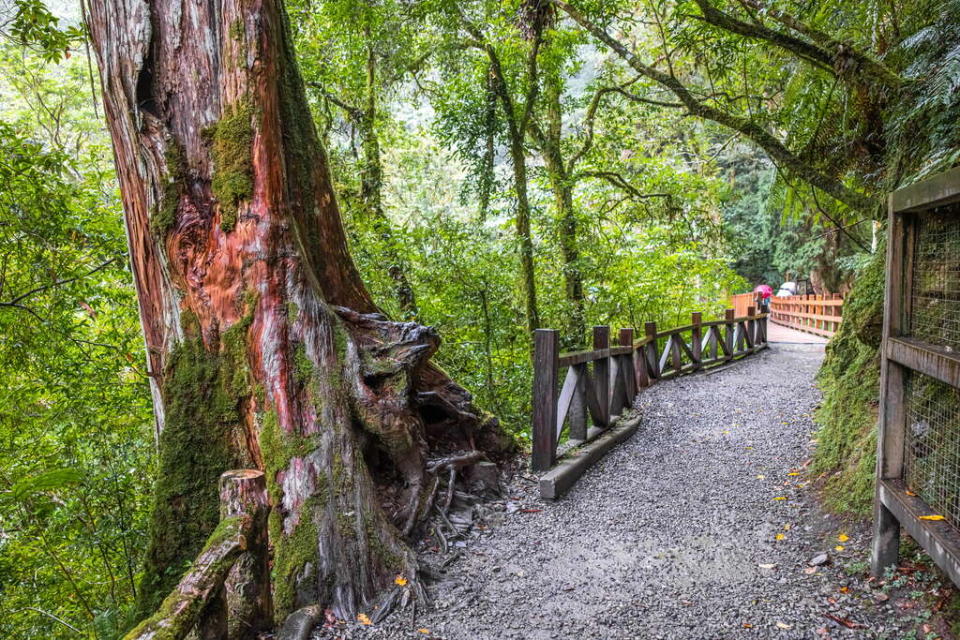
top-left (552, 0), bottom-right (877, 213)
top-left (306, 82), bottom-right (363, 123)
top-left (0, 257), bottom-right (118, 307)
top-left (734, 0), bottom-right (902, 88)
top-left (578, 170), bottom-right (672, 201)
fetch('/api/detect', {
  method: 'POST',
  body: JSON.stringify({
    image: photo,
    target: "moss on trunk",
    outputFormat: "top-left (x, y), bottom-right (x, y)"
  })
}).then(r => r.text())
top-left (207, 100), bottom-right (254, 231)
top-left (136, 316), bottom-right (254, 614)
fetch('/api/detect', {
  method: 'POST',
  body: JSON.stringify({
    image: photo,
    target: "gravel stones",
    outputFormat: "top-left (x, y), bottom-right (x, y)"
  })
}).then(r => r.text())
top-left (318, 344), bottom-right (910, 640)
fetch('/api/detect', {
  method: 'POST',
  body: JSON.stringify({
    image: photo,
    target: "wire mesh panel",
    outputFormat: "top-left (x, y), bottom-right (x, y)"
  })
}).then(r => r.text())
top-left (903, 370), bottom-right (960, 529)
top-left (910, 208), bottom-right (960, 351)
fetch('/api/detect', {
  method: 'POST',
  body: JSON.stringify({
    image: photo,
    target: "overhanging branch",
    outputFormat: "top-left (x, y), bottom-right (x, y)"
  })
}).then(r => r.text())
top-left (552, 0), bottom-right (877, 213)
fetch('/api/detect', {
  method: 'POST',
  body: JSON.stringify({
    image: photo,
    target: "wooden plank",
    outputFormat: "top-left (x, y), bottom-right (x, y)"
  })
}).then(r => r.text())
top-left (619, 328), bottom-right (636, 404)
top-left (671, 332), bottom-right (683, 372)
top-left (677, 332), bottom-right (697, 363)
top-left (655, 324), bottom-right (695, 338)
top-left (871, 196), bottom-right (907, 577)
top-left (724, 309), bottom-right (735, 361)
top-left (887, 337), bottom-right (960, 388)
top-left (608, 356), bottom-right (628, 418)
top-left (539, 413), bottom-right (641, 500)
top-left (555, 366), bottom-right (580, 440)
top-left (743, 313), bottom-right (755, 349)
top-left (557, 346), bottom-right (632, 367)
top-left (714, 326), bottom-right (730, 356)
top-left (593, 326), bottom-right (610, 426)
top-left (891, 165), bottom-right (960, 213)
top-left (531, 329), bottom-right (559, 472)
top-left (569, 363), bottom-right (587, 441)
top-left (659, 335), bottom-right (673, 373)
top-left (634, 347), bottom-right (650, 389)
top-left (645, 322), bottom-right (660, 379)
top-left (691, 313), bottom-right (702, 371)
top-left (878, 479), bottom-right (960, 587)
top-left (581, 363), bottom-right (606, 427)
top-left (769, 318), bottom-right (836, 338)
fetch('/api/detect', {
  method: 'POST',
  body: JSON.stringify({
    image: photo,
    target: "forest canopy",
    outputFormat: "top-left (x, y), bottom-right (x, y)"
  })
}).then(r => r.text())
top-left (2, 0), bottom-right (958, 637)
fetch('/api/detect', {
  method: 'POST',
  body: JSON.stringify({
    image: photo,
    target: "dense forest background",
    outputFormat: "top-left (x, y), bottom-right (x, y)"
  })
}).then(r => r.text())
top-left (2, 0), bottom-right (959, 636)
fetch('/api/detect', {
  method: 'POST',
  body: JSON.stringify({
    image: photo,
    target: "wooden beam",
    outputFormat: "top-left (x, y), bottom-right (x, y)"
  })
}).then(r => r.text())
top-left (593, 326), bottom-right (610, 426)
top-left (555, 366), bottom-right (580, 440)
top-left (887, 337), bottom-right (960, 388)
top-left (891, 166), bottom-right (960, 213)
top-left (532, 329), bottom-right (559, 472)
top-left (691, 313), bottom-right (702, 371)
top-left (619, 328), bottom-right (636, 404)
top-left (878, 479), bottom-right (960, 586)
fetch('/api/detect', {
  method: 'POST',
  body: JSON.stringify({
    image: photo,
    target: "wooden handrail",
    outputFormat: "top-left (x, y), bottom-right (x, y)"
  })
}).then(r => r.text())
top-left (531, 307), bottom-right (770, 485)
top-left (768, 294), bottom-right (844, 338)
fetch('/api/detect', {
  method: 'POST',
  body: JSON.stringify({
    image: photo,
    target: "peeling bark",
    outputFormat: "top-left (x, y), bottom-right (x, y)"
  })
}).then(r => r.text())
top-left (86, 0), bottom-right (508, 629)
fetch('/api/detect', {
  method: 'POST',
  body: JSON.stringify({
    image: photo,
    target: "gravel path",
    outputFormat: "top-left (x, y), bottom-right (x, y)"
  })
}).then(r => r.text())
top-left (335, 345), bottom-right (917, 639)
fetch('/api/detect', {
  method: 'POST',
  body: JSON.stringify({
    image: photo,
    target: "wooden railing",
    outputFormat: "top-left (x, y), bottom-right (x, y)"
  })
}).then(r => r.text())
top-left (769, 294), bottom-right (843, 338)
top-left (532, 308), bottom-right (769, 486)
top-left (731, 292), bottom-right (760, 318)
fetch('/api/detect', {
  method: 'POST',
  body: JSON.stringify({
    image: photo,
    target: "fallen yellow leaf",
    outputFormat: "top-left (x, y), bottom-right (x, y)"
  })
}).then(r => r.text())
top-left (920, 515), bottom-right (946, 521)
top-left (357, 613), bottom-right (373, 625)
top-left (783, 523), bottom-right (792, 531)
top-left (418, 630), bottom-right (431, 635)
top-left (395, 575), bottom-right (408, 586)
top-left (838, 534), bottom-right (849, 542)
top-left (839, 586), bottom-right (849, 593)
top-left (756, 474), bottom-right (765, 480)
top-left (773, 496), bottom-right (787, 501)
top-left (742, 623), bottom-right (753, 629)
top-left (776, 621), bottom-right (793, 630)
top-left (787, 472), bottom-right (800, 476)
top-left (906, 490), bottom-right (917, 497)
top-left (775, 533), bottom-right (786, 540)
top-left (835, 545), bottom-right (845, 551)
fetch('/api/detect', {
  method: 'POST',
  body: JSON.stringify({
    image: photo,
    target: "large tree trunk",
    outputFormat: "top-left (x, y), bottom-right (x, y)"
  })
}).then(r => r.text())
top-left (87, 0), bottom-right (506, 628)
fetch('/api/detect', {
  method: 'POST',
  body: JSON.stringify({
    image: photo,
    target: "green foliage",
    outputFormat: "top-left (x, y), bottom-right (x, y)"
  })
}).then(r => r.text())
top-left (0, 42), bottom-right (154, 639)
top-left (4, 0), bottom-right (84, 63)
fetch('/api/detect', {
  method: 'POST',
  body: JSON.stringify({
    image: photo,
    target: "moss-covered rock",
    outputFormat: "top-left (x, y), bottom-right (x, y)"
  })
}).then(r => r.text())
top-left (813, 247), bottom-right (886, 514)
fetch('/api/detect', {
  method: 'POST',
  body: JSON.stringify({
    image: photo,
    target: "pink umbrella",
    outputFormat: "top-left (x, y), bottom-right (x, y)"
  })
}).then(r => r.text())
top-left (754, 284), bottom-right (773, 299)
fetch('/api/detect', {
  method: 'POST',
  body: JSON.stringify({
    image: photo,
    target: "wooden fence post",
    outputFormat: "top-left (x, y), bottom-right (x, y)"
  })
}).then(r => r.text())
top-left (724, 309), bottom-right (735, 361)
top-left (568, 364), bottom-right (588, 442)
top-left (593, 326), bottom-right (610, 426)
top-left (645, 321), bottom-right (659, 379)
top-left (691, 313), bottom-right (702, 371)
top-left (532, 329), bottom-right (559, 472)
top-left (619, 328), bottom-right (636, 406)
top-left (746, 305), bottom-right (756, 351)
